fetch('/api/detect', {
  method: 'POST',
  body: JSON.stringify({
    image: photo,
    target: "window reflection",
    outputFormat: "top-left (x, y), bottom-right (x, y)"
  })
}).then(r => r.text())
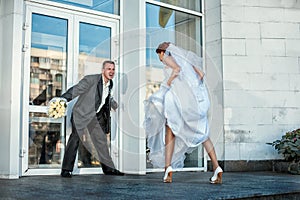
top-left (78, 143), bottom-right (101, 168)
top-left (146, 3), bottom-right (203, 169)
top-left (29, 112), bottom-right (63, 168)
top-left (48, 0), bottom-right (120, 15)
top-left (146, 3), bottom-right (202, 94)
top-left (77, 22), bottom-right (111, 168)
top-left (78, 22), bottom-right (111, 79)
top-left (30, 14), bottom-right (67, 106)
top-left (152, 0), bottom-right (202, 12)
top-left (28, 14), bottom-right (67, 169)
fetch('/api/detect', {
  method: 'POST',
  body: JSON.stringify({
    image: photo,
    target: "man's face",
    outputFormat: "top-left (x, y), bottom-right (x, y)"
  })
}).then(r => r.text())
top-left (102, 63), bottom-right (115, 82)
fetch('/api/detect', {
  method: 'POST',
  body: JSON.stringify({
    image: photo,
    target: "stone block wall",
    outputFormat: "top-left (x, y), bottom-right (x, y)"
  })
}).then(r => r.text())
top-left (221, 0), bottom-right (300, 164)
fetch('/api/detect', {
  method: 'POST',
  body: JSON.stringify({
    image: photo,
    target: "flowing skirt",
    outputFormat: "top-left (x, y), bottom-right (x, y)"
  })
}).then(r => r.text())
top-left (144, 77), bottom-right (210, 169)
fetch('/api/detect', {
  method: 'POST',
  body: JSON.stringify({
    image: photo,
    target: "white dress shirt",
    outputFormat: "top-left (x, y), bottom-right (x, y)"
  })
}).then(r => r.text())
top-left (96, 75), bottom-right (110, 113)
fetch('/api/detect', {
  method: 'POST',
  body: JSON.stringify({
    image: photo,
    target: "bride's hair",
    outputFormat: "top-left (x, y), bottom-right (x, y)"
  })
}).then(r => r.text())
top-left (155, 42), bottom-right (171, 54)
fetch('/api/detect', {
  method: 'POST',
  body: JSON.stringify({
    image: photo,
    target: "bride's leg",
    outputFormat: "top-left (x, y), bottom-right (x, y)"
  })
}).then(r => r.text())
top-left (203, 138), bottom-right (218, 170)
top-left (203, 138), bottom-right (223, 184)
top-left (164, 125), bottom-right (174, 183)
top-left (165, 125), bottom-right (175, 167)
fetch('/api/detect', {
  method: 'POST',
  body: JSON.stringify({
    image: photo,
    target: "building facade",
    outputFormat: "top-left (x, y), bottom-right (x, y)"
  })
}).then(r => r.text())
top-left (0, 0), bottom-right (299, 179)
top-left (206, 0), bottom-right (300, 170)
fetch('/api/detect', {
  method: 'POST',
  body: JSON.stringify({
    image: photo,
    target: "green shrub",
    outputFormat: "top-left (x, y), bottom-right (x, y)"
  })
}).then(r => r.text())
top-left (267, 128), bottom-right (300, 162)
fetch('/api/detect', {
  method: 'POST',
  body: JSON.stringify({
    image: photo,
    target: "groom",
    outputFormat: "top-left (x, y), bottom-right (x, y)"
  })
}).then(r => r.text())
top-left (60, 60), bottom-right (124, 177)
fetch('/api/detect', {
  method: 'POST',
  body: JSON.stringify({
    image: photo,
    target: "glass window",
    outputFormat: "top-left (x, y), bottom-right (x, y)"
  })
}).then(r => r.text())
top-left (30, 13), bottom-right (67, 106)
top-left (48, 0), bottom-right (120, 15)
top-left (78, 22), bottom-right (111, 79)
top-left (29, 112), bottom-right (64, 168)
top-left (151, 0), bottom-right (201, 12)
top-left (146, 3), bottom-right (202, 70)
top-left (27, 11), bottom-right (116, 171)
top-left (146, 3), bottom-right (204, 169)
top-left (28, 14), bottom-right (68, 169)
top-left (77, 22), bottom-right (112, 168)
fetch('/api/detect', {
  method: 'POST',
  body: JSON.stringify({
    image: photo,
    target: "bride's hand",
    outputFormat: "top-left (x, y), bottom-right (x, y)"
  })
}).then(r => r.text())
top-left (163, 55), bottom-right (180, 86)
top-left (171, 70), bottom-right (179, 78)
top-left (167, 69), bottom-right (180, 86)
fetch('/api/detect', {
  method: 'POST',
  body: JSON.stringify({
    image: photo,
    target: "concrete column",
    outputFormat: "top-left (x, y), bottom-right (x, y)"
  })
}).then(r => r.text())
top-left (0, 0), bottom-right (24, 179)
top-left (204, 0), bottom-right (225, 167)
top-left (119, 0), bottom-right (146, 174)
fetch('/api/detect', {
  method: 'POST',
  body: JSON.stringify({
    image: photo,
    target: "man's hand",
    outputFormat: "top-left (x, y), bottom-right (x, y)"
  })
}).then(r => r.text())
top-left (111, 98), bottom-right (118, 111)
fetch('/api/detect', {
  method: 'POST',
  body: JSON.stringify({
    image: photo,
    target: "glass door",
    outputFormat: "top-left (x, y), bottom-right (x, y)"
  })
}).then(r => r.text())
top-left (73, 15), bottom-right (119, 175)
top-left (22, 3), bottom-right (119, 176)
top-left (145, 2), bottom-right (206, 172)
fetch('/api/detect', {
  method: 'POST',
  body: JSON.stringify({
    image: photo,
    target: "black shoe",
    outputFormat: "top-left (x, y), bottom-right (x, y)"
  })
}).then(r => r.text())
top-left (61, 170), bottom-right (72, 178)
top-left (104, 169), bottom-right (124, 176)
top-left (101, 164), bottom-right (124, 176)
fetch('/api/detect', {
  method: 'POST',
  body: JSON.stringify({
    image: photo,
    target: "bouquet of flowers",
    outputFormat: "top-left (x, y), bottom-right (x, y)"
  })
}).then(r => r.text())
top-left (48, 97), bottom-right (67, 119)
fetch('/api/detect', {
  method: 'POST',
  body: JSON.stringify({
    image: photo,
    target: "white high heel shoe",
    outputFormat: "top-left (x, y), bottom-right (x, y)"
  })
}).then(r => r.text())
top-left (210, 166), bottom-right (223, 184)
top-left (163, 166), bottom-right (173, 183)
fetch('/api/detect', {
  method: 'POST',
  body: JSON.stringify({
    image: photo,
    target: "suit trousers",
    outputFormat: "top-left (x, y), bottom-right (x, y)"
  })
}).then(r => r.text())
top-left (61, 116), bottom-right (115, 172)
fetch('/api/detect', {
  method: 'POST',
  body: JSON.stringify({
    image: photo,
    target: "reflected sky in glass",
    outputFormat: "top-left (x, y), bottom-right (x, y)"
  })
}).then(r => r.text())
top-left (31, 14), bottom-right (67, 51)
top-left (79, 22), bottom-right (111, 58)
top-left (31, 14), bottom-right (111, 58)
top-left (48, 0), bottom-right (117, 14)
top-left (146, 3), bottom-right (175, 68)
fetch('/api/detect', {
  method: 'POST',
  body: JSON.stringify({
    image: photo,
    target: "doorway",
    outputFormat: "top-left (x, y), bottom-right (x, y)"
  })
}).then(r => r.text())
top-left (21, 2), bottom-right (119, 176)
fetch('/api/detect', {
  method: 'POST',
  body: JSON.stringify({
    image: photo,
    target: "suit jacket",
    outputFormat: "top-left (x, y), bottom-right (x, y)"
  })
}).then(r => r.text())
top-left (61, 74), bottom-right (113, 131)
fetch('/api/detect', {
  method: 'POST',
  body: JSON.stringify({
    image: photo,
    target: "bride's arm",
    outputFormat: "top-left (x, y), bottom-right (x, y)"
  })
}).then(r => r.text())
top-left (192, 66), bottom-right (204, 80)
top-left (163, 56), bottom-right (181, 86)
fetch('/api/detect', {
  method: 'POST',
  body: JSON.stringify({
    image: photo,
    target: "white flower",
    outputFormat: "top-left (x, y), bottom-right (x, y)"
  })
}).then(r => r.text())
top-left (48, 97), bottom-right (67, 119)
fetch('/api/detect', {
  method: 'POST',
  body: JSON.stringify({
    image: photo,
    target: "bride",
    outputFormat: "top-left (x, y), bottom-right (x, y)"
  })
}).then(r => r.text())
top-left (144, 42), bottom-right (223, 184)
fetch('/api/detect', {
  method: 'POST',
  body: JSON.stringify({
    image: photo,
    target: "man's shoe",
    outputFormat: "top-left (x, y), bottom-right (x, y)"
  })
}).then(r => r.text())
top-left (61, 170), bottom-right (72, 178)
top-left (104, 169), bottom-right (124, 176)
top-left (101, 164), bottom-right (124, 176)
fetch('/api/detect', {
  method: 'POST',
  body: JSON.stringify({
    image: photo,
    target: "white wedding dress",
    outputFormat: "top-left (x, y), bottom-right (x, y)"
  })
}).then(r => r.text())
top-left (144, 44), bottom-right (210, 168)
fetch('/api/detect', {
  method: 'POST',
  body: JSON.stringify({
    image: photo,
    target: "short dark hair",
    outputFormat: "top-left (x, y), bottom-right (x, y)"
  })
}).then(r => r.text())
top-left (156, 42), bottom-right (170, 54)
top-left (102, 60), bottom-right (115, 69)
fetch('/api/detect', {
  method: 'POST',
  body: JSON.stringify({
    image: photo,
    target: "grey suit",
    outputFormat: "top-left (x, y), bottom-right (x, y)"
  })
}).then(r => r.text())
top-left (61, 74), bottom-right (115, 172)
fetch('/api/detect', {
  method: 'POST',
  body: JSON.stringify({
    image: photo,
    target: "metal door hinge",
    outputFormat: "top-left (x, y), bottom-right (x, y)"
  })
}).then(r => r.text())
top-left (19, 149), bottom-right (26, 157)
top-left (23, 22), bottom-right (29, 30)
top-left (22, 44), bottom-right (29, 52)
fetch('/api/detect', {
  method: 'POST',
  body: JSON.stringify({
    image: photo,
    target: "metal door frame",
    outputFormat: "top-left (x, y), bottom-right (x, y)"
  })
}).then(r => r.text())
top-left (21, 1), bottom-right (120, 176)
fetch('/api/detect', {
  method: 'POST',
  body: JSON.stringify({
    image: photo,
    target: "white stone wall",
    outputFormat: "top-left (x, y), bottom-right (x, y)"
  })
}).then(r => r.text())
top-left (221, 0), bottom-right (300, 160)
